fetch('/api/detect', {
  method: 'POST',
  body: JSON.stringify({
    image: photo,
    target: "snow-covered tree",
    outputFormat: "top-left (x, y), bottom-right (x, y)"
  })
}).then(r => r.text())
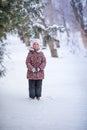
top-left (0, 0), bottom-right (45, 77)
top-left (0, 42), bottom-right (7, 77)
top-left (71, 0), bottom-right (87, 48)
top-left (0, 0), bottom-right (65, 77)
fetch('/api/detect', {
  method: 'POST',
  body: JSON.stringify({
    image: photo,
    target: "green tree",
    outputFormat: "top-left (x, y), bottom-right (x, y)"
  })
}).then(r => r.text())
top-left (0, 0), bottom-right (64, 77)
top-left (0, 0), bottom-right (45, 77)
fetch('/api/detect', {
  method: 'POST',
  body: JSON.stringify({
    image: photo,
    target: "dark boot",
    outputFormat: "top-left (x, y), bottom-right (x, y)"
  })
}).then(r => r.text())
top-left (36, 97), bottom-right (40, 100)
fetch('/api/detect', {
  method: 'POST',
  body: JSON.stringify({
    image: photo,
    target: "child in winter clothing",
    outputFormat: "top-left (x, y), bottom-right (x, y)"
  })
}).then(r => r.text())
top-left (26, 39), bottom-right (46, 100)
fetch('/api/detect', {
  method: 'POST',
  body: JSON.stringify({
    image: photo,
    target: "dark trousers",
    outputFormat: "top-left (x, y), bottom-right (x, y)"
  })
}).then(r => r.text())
top-left (28, 79), bottom-right (42, 98)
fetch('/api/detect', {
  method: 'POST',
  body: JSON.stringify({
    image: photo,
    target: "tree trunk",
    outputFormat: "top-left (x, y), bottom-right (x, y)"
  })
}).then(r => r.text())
top-left (47, 0), bottom-right (58, 57)
top-left (24, 36), bottom-right (29, 46)
top-left (80, 27), bottom-right (87, 48)
top-left (55, 41), bottom-right (60, 48)
top-left (48, 41), bottom-right (58, 57)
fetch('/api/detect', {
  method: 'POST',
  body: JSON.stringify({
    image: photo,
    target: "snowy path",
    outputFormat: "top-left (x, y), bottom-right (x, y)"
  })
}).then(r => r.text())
top-left (0, 42), bottom-right (87, 130)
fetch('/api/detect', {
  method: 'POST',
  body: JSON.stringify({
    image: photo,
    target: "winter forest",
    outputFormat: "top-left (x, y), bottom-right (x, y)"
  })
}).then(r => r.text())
top-left (0, 0), bottom-right (87, 130)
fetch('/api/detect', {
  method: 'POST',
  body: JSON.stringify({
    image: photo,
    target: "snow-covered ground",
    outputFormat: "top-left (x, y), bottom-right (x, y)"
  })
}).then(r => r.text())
top-left (0, 35), bottom-right (87, 130)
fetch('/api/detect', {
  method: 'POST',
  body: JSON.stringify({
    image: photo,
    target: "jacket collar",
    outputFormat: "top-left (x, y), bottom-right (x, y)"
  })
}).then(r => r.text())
top-left (29, 47), bottom-right (42, 53)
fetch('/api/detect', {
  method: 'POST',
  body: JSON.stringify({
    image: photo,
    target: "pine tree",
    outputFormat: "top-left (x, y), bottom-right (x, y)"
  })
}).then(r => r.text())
top-left (0, 0), bottom-right (45, 77)
top-left (0, 0), bottom-right (64, 77)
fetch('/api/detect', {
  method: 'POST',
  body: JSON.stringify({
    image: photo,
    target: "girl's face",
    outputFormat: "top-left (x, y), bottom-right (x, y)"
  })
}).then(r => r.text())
top-left (33, 42), bottom-right (39, 50)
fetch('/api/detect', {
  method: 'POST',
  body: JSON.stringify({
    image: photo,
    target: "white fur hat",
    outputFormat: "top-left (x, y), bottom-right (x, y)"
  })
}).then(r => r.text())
top-left (30, 38), bottom-right (41, 47)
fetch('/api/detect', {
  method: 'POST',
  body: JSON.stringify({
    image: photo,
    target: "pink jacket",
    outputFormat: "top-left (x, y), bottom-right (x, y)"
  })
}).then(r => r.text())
top-left (26, 49), bottom-right (46, 80)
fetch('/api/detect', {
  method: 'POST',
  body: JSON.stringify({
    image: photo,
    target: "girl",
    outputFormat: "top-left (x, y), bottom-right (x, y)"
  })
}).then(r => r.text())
top-left (26, 39), bottom-right (46, 100)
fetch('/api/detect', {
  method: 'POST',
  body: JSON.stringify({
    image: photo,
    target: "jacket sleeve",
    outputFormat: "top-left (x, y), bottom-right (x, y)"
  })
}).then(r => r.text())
top-left (39, 53), bottom-right (46, 71)
top-left (26, 53), bottom-right (33, 71)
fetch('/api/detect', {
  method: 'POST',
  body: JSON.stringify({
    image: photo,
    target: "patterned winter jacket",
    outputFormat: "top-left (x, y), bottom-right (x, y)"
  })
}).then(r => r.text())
top-left (26, 49), bottom-right (46, 80)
